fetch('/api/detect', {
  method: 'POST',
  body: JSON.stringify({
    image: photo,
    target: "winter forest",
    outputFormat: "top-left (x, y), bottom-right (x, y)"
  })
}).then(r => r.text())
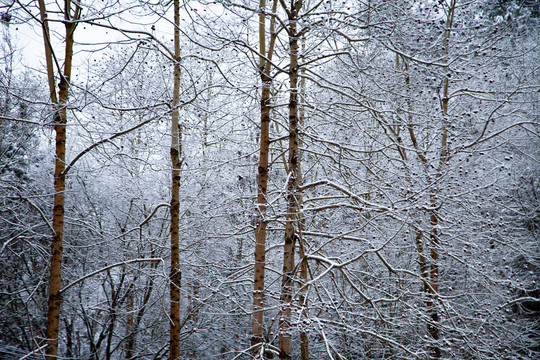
top-left (0, 0), bottom-right (539, 359)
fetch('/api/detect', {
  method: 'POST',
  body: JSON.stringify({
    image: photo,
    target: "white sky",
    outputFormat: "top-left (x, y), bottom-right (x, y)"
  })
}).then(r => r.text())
top-left (9, 0), bottom-right (226, 72)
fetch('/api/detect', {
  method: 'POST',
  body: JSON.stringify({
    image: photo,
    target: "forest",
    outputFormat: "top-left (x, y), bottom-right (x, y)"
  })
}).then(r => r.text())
top-left (0, 0), bottom-right (539, 359)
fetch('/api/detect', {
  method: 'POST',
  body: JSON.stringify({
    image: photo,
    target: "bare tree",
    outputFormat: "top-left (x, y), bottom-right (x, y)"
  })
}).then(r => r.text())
top-left (278, 0), bottom-right (302, 358)
top-left (252, 0), bottom-right (279, 357)
top-left (37, 0), bottom-right (81, 357)
top-left (169, 0), bottom-right (182, 359)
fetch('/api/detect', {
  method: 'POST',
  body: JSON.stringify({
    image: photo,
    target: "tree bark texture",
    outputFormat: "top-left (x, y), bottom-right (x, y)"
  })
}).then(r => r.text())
top-left (252, 0), bottom-right (278, 356)
top-left (46, 82), bottom-right (67, 360)
top-left (169, 0), bottom-right (182, 358)
top-left (252, 75), bottom-right (270, 354)
top-left (38, 1), bottom-right (79, 358)
top-left (298, 30), bottom-right (308, 360)
top-left (280, 1), bottom-right (302, 358)
top-left (125, 285), bottom-right (134, 359)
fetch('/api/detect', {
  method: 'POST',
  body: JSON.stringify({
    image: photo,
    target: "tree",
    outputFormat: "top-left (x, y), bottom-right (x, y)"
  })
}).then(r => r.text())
top-left (169, 0), bottom-right (182, 358)
top-left (0, 15), bottom-right (49, 354)
top-left (278, 0), bottom-right (302, 358)
top-left (1, 0), bottom-right (538, 358)
top-left (36, 0), bottom-right (81, 357)
top-left (252, 0), bottom-right (279, 357)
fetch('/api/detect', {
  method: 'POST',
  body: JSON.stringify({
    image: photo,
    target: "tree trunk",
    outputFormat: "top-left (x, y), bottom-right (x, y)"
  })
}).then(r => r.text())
top-left (427, 3), bottom-right (455, 358)
top-left (280, 1), bottom-right (302, 358)
top-left (298, 235), bottom-right (309, 360)
top-left (125, 284), bottom-right (134, 359)
top-left (251, 61), bottom-right (270, 359)
top-left (46, 82), bottom-right (67, 360)
top-left (169, 0), bottom-right (182, 359)
top-left (252, 0), bottom-right (278, 356)
top-left (38, 1), bottom-right (79, 358)
top-left (427, 209), bottom-right (440, 359)
top-left (402, 0), bottom-right (455, 349)
top-left (298, 41), bottom-right (309, 360)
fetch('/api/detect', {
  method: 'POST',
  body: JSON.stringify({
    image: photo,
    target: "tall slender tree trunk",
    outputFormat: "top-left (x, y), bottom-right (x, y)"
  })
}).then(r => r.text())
top-left (427, 208), bottom-right (440, 359)
top-left (402, 2), bottom-right (455, 354)
top-left (46, 78), bottom-right (67, 360)
top-left (399, 55), bottom-right (439, 358)
top-left (38, 1), bottom-right (79, 358)
top-left (252, 0), bottom-right (278, 356)
top-left (297, 39), bottom-right (308, 360)
top-left (279, 1), bottom-right (302, 358)
top-left (427, 3), bottom-right (455, 358)
top-left (125, 284), bottom-right (134, 359)
top-left (169, 0), bottom-right (182, 359)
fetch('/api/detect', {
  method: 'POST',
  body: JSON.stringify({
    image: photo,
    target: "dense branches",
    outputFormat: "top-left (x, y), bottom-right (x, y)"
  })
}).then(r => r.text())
top-left (0, 0), bottom-right (538, 359)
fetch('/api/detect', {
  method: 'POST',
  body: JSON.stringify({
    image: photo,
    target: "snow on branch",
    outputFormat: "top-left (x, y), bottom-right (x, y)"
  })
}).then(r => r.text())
top-left (60, 258), bottom-right (163, 294)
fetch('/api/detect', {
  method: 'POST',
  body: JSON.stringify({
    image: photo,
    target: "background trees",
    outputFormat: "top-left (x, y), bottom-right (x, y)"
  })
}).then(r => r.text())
top-left (0, 0), bottom-right (538, 359)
